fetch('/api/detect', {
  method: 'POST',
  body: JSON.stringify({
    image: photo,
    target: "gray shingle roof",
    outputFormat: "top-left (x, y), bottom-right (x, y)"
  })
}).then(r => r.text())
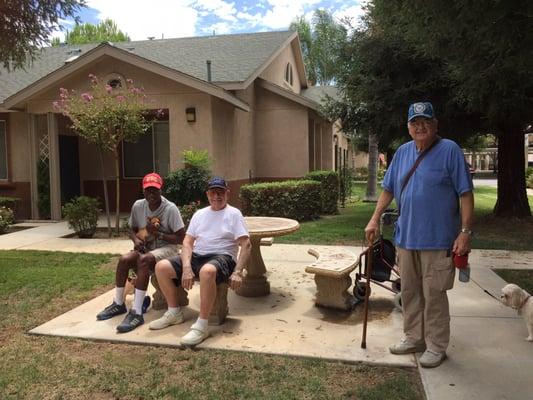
top-left (301, 86), bottom-right (339, 105)
top-left (0, 30), bottom-right (294, 103)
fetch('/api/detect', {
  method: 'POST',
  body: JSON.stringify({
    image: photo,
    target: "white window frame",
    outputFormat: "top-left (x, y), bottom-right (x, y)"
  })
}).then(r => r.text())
top-left (284, 62), bottom-right (293, 86)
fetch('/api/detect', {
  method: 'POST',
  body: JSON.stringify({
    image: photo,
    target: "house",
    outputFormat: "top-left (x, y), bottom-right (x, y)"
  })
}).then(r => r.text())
top-left (0, 30), bottom-right (349, 220)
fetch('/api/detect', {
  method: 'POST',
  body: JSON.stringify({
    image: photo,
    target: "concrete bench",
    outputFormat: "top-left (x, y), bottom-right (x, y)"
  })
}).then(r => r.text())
top-left (150, 275), bottom-right (229, 325)
top-left (305, 247), bottom-right (358, 310)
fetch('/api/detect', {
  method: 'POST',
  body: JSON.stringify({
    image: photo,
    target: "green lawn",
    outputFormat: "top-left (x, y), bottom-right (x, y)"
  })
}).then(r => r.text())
top-left (0, 250), bottom-right (424, 400)
top-left (278, 183), bottom-right (533, 251)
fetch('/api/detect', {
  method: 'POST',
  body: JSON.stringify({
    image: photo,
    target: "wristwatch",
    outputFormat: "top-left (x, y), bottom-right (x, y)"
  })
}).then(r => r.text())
top-left (460, 228), bottom-right (473, 236)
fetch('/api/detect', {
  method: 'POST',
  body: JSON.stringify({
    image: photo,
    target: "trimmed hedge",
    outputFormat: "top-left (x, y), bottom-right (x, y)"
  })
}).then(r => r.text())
top-left (0, 196), bottom-right (19, 210)
top-left (304, 170), bottom-right (339, 214)
top-left (240, 180), bottom-right (321, 221)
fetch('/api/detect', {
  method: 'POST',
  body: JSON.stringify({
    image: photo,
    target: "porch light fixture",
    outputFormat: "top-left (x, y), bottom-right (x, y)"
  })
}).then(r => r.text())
top-left (333, 135), bottom-right (338, 144)
top-left (186, 107), bottom-right (196, 123)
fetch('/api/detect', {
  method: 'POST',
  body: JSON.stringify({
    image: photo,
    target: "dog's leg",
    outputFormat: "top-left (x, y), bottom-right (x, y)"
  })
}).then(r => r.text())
top-left (526, 322), bottom-right (533, 342)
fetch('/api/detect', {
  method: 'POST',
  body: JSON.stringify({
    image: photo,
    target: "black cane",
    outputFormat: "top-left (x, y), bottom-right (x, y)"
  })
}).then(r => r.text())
top-left (361, 241), bottom-right (374, 349)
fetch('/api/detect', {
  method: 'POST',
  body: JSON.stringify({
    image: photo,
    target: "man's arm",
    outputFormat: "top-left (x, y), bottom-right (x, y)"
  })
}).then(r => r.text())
top-left (229, 235), bottom-right (252, 291)
top-left (452, 191), bottom-right (474, 255)
top-left (180, 234), bottom-right (196, 290)
top-left (157, 228), bottom-right (185, 245)
top-left (364, 190), bottom-right (395, 245)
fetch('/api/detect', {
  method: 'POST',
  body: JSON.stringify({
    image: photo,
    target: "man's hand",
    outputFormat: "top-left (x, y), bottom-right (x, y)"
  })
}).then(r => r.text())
top-left (229, 270), bottom-right (244, 291)
top-left (181, 268), bottom-right (195, 290)
top-left (133, 236), bottom-right (145, 252)
top-left (364, 219), bottom-right (380, 246)
top-left (452, 233), bottom-right (471, 256)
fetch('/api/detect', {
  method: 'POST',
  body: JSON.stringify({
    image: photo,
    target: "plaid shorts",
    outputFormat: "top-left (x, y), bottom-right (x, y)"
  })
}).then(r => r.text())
top-left (169, 253), bottom-right (236, 286)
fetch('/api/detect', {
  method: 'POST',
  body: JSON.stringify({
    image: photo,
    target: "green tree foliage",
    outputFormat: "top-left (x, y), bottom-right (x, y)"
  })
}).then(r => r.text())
top-left (52, 18), bottom-right (130, 46)
top-left (54, 74), bottom-right (150, 234)
top-left (369, 0), bottom-right (533, 218)
top-left (290, 10), bottom-right (347, 85)
top-left (0, 0), bottom-right (85, 70)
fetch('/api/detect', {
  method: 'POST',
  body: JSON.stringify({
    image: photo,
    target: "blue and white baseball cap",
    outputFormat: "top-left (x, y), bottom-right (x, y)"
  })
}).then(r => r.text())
top-left (408, 102), bottom-right (435, 122)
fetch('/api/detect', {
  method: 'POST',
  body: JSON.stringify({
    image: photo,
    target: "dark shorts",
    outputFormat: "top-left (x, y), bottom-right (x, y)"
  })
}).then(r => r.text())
top-left (169, 253), bottom-right (236, 286)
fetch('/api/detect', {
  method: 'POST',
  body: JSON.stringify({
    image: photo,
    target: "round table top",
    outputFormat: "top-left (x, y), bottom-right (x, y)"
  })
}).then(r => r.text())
top-left (244, 216), bottom-right (300, 238)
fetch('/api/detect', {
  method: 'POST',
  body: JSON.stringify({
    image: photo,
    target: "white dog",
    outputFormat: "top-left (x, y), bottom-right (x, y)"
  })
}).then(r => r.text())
top-left (500, 283), bottom-right (533, 341)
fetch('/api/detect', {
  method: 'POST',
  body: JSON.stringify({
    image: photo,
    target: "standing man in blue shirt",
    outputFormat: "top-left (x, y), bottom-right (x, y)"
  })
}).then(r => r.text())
top-left (365, 102), bottom-right (474, 368)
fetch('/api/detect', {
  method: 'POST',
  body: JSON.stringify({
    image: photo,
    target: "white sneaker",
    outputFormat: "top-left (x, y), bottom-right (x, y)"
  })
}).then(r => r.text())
top-left (180, 327), bottom-right (209, 346)
top-left (389, 338), bottom-right (426, 355)
top-left (419, 349), bottom-right (447, 368)
top-left (149, 309), bottom-right (184, 330)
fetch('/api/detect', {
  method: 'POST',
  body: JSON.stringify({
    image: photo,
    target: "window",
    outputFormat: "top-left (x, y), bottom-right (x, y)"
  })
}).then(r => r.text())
top-left (284, 63), bottom-right (293, 86)
top-left (123, 121), bottom-right (169, 178)
top-left (0, 121), bottom-right (7, 180)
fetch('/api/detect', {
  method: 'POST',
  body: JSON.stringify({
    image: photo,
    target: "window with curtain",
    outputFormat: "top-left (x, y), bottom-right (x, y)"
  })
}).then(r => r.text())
top-left (284, 63), bottom-right (293, 86)
top-left (123, 121), bottom-right (169, 178)
top-left (0, 121), bottom-right (7, 180)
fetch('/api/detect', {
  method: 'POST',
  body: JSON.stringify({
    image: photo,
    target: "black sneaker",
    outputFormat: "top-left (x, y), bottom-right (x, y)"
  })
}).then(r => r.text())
top-left (116, 310), bottom-right (144, 333)
top-left (96, 301), bottom-right (127, 321)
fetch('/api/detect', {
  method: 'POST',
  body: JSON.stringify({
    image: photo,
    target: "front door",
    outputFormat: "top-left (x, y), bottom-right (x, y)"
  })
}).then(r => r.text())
top-left (59, 135), bottom-right (80, 205)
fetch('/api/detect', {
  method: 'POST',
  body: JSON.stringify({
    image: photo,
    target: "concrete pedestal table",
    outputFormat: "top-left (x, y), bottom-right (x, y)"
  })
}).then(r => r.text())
top-left (237, 216), bottom-right (300, 297)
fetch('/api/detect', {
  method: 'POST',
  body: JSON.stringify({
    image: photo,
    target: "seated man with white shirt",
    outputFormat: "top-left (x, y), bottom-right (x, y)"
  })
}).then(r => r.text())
top-left (149, 176), bottom-right (252, 346)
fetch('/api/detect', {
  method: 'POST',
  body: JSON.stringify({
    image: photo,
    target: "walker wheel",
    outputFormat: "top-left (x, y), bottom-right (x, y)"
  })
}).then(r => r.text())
top-left (354, 281), bottom-right (371, 300)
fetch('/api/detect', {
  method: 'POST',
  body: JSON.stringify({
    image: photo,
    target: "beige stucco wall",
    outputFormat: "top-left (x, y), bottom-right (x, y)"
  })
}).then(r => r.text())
top-left (259, 46), bottom-right (302, 93)
top-left (254, 86), bottom-right (308, 178)
top-left (7, 112), bottom-right (30, 181)
top-left (26, 55), bottom-right (216, 179)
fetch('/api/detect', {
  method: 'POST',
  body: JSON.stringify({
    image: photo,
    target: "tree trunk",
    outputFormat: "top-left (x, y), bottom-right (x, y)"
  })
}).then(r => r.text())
top-left (97, 147), bottom-right (112, 237)
top-left (114, 149), bottom-right (121, 236)
top-left (493, 131), bottom-right (531, 218)
top-left (364, 133), bottom-right (379, 202)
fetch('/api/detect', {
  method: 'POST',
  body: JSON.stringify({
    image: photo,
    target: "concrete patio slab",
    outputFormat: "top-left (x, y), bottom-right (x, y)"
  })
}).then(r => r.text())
top-left (29, 244), bottom-right (415, 367)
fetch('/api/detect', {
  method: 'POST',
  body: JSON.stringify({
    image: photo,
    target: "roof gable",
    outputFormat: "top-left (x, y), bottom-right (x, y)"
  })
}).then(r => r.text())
top-left (0, 30), bottom-right (295, 105)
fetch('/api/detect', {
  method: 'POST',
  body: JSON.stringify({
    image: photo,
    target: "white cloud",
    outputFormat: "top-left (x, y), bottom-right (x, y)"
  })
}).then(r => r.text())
top-left (194, 0), bottom-right (238, 22)
top-left (86, 0), bottom-right (198, 40)
top-left (333, 3), bottom-right (366, 27)
top-left (203, 21), bottom-right (232, 35)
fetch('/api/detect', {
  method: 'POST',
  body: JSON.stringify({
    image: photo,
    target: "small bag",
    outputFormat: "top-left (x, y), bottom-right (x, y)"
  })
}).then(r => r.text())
top-left (365, 237), bottom-right (396, 282)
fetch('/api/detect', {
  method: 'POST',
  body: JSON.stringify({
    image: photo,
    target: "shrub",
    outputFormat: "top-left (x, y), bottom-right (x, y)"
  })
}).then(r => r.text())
top-left (526, 167), bottom-right (533, 179)
top-left (0, 197), bottom-right (19, 217)
top-left (240, 180), bottom-right (321, 221)
top-left (62, 196), bottom-right (100, 238)
top-left (179, 201), bottom-right (201, 227)
top-left (339, 167), bottom-right (355, 207)
top-left (353, 166), bottom-right (386, 181)
top-left (164, 150), bottom-right (211, 206)
top-left (527, 174), bottom-right (533, 189)
top-left (0, 206), bottom-right (14, 234)
top-left (304, 170), bottom-right (339, 214)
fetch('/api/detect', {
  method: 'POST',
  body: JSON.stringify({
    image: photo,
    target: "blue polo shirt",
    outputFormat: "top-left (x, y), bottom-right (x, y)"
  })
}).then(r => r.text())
top-left (382, 138), bottom-right (473, 250)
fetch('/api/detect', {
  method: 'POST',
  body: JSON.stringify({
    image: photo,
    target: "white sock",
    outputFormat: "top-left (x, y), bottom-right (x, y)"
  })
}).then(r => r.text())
top-left (168, 307), bottom-right (180, 315)
top-left (132, 289), bottom-right (147, 314)
top-left (192, 318), bottom-right (208, 332)
top-left (114, 287), bottom-right (125, 305)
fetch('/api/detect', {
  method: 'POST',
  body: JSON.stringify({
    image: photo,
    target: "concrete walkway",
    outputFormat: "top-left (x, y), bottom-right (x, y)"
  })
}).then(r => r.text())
top-left (3, 221), bottom-right (533, 400)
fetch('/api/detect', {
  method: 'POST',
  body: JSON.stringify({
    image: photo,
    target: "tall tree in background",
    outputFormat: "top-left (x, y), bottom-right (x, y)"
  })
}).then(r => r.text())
top-left (290, 10), bottom-right (347, 85)
top-left (52, 19), bottom-right (130, 46)
top-left (0, 0), bottom-right (85, 70)
top-left (370, 0), bottom-right (533, 218)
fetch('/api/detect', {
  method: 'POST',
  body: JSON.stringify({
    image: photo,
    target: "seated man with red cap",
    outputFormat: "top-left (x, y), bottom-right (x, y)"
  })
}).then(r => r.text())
top-left (96, 172), bottom-right (185, 333)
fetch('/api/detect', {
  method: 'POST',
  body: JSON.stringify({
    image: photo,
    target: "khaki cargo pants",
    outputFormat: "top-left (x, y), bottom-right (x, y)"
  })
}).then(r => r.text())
top-left (397, 248), bottom-right (455, 353)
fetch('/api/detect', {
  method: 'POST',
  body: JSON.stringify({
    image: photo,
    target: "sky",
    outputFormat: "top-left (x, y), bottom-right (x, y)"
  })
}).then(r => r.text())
top-left (51, 0), bottom-right (366, 42)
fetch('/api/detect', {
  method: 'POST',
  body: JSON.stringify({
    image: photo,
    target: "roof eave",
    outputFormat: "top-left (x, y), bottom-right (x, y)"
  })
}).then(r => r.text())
top-left (257, 78), bottom-right (320, 111)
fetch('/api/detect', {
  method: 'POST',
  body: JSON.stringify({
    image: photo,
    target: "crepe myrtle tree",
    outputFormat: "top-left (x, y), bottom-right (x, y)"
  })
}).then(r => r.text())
top-left (54, 74), bottom-right (152, 235)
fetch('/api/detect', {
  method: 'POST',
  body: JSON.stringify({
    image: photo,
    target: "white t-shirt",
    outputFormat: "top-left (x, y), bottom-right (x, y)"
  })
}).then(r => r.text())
top-left (187, 205), bottom-right (249, 261)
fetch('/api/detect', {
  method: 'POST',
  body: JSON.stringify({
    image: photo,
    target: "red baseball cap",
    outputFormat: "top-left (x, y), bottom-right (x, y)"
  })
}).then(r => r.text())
top-left (142, 173), bottom-right (163, 190)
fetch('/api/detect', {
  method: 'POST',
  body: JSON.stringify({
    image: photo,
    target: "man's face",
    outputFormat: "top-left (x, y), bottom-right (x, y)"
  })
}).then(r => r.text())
top-left (407, 117), bottom-right (438, 146)
top-left (207, 187), bottom-right (229, 211)
top-left (143, 186), bottom-right (162, 206)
